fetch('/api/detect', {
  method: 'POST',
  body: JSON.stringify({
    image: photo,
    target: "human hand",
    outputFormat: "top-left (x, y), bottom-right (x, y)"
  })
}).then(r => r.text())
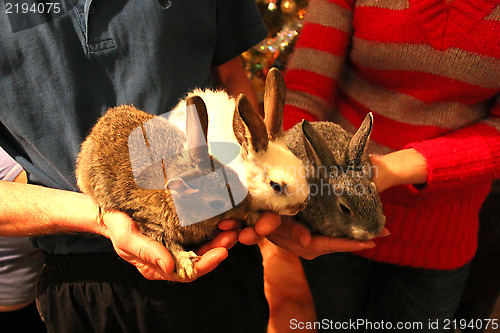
top-left (266, 217), bottom-right (389, 260)
top-left (99, 211), bottom-right (238, 282)
top-left (222, 211), bottom-right (281, 245)
top-left (369, 149), bottom-right (428, 193)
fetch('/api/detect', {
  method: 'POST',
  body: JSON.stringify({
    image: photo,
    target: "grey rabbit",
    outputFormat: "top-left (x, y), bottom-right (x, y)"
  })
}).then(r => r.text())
top-left (76, 96), bottom-right (249, 279)
top-left (284, 113), bottom-right (386, 240)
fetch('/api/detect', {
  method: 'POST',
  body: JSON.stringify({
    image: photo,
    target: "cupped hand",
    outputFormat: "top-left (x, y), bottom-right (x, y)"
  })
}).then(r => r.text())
top-left (100, 211), bottom-right (238, 282)
top-left (267, 217), bottom-right (389, 260)
top-left (228, 211), bottom-right (281, 245)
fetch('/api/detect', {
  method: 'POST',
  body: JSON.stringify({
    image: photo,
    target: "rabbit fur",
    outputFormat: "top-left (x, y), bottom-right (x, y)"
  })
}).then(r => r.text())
top-left (168, 68), bottom-right (309, 224)
top-left (76, 69), bottom-right (310, 278)
top-left (76, 97), bottom-right (249, 279)
top-left (284, 114), bottom-right (386, 240)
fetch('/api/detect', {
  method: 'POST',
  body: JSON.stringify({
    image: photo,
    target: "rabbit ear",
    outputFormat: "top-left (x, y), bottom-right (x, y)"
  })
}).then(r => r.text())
top-left (186, 95), bottom-right (210, 161)
top-left (264, 67), bottom-right (285, 141)
top-left (346, 112), bottom-right (373, 166)
top-left (233, 94), bottom-right (269, 155)
top-left (302, 120), bottom-right (340, 177)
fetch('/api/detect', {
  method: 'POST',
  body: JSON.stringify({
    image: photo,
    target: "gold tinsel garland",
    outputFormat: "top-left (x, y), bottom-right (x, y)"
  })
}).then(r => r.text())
top-left (243, 0), bottom-right (308, 99)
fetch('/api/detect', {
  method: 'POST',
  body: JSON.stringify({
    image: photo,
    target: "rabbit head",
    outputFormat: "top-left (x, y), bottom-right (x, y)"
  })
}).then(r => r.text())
top-left (172, 69), bottom-right (309, 218)
top-left (296, 114), bottom-right (385, 240)
top-left (232, 68), bottom-right (309, 217)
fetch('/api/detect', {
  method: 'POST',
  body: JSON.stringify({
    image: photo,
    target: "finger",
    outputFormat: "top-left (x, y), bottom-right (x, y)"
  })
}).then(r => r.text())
top-left (172, 248), bottom-right (229, 283)
top-left (307, 236), bottom-right (376, 255)
top-left (196, 230), bottom-right (238, 255)
top-left (129, 234), bottom-right (175, 273)
top-left (273, 217), bottom-right (311, 248)
top-left (132, 260), bottom-right (176, 280)
top-left (238, 227), bottom-right (261, 245)
top-left (196, 247), bottom-right (228, 272)
top-left (218, 219), bottom-right (241, 231)
top-left (374, 228), bottom-right (391, 238)
top-left (254, 212), bottom-right (281, 237)
top-left (368, 154), bottom-right (383, 164)
top-left (267, 233), bottom-right (377, 260)
top-left (113, 234), bottom-right (176, 278)
top-left (266, 233), bottom-right (306, 256)
top-left (104, 212), bottom-right (175, 276)
top-left (134, 240), bottom-right (233, 282)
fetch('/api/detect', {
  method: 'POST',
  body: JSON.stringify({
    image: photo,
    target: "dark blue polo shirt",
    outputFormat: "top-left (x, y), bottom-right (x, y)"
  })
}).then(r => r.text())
top-left (0, 0), bottom-right (268, 253)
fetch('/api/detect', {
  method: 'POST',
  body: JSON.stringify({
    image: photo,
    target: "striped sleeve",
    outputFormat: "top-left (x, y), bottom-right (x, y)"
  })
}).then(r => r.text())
top-left (283, 0), bottom-right (355, 130)
top-left (406, 94), bottom-right (500, 192)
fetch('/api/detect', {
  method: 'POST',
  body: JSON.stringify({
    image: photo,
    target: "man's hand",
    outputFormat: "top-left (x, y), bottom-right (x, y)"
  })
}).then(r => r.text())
top-left (100, 211), bottom-right (238, 282)
top-left (266, 217), bottom-right (389, 260)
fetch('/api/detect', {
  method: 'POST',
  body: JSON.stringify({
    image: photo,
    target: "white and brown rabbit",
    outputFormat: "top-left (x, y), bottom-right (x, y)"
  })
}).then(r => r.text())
top-left (76, 96), bottom-right (249, 279)
top-left (285, 113), bottom-right (386, 240)
top-left (169, 68), bottom-right (310, 225)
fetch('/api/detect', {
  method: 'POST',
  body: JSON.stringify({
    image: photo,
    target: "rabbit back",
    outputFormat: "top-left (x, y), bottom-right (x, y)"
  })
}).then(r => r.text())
top-left (76, 106), bottom-right (157, 212)
top-left (76, 105), bottom-right (247, 247)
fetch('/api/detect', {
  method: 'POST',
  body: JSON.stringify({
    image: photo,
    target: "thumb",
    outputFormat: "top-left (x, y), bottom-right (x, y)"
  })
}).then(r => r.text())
top-left (272, 217), bottom-right (311, 248)
top-left (102, 211), bottom-right (175, 276)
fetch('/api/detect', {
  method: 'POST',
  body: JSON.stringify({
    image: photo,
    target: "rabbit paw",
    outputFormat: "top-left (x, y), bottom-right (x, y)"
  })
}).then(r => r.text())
top-left (174, 250), bottom-right (200, 279)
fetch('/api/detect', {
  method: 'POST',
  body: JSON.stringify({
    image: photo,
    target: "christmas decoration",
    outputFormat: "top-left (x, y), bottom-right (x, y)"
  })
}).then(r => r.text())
top-left (243, 0), bottom-right (309, 99)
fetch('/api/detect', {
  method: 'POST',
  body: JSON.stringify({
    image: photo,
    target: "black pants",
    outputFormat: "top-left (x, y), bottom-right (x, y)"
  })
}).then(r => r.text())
top-left (302, 253), bottom-right (470, 332)
top-left (36, 244), bottom-right (268, 333)
top-left (0, 301), bottom-right (47, 333)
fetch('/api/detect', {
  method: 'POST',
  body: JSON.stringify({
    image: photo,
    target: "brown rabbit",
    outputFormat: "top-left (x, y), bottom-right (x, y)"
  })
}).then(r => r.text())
top-left (76, 96), bottom-right (249, 279)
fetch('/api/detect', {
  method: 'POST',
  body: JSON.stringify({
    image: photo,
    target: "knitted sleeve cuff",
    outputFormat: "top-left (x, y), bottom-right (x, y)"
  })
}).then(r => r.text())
top-left (283, 105), bottom-right (320, 131)
top-left (404, 122), bottom-right (500, 193)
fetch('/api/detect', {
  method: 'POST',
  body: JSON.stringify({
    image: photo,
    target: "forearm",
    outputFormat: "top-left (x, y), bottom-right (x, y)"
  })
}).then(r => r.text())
top-left (217, 56), bottom-right (261, 113)
top-left (0, 181), bottom-right (104, 237)
top-left (370, 148), bottom-right (428, 193)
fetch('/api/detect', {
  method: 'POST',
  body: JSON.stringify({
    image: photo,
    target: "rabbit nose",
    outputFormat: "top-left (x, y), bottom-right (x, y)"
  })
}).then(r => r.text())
top-left (287, 201), bottom-right (308, 215)
top-left (293, 201), bottom-right (307, 213)
top-left (208, 200), bottom-right (226, 210)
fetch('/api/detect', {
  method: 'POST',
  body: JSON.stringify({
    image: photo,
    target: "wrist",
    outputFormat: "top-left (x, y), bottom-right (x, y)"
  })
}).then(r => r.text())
top-left (370, 149), bottom-right (428, 192)
top-left (52, 190), bottom-right (110, 237)
top-left (396, 148), bottom-right (428, 187)
top-left (90, 202), bottom-right (109, 237)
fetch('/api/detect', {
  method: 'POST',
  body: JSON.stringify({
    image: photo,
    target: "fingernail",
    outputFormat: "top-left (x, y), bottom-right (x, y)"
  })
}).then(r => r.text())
top-left (157, 259), bottom-right (168, 274)
top-left (378, 229), bottom-right (391, 238)
top-left (213, 249), bottom-right (228, 261)
top-left (300, 233), bottom-right (309, 248)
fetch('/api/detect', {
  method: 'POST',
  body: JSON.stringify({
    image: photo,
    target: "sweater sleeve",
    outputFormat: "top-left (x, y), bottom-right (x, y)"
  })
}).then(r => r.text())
top-left (405, 94), bottom-right (500, 192)
top-left (283, 0), bottom-right (355, 130)
top-left (213, 0), bottom-right (269, 66)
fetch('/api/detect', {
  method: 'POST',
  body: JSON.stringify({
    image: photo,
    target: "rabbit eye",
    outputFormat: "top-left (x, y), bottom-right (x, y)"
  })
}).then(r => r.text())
top-left (270, 180), bottom-right (284, 194)
top-left (339, 202), bottom-right (352, 215)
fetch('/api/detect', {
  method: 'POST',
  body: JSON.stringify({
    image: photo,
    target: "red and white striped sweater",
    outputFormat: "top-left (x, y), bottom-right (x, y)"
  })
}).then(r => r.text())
top-left (283, 0), bottom-right (500, 269)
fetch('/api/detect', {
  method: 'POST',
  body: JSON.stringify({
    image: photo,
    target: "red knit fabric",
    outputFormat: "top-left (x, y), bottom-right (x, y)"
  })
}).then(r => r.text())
top-left (283, 0), bottom-right (500, 269)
